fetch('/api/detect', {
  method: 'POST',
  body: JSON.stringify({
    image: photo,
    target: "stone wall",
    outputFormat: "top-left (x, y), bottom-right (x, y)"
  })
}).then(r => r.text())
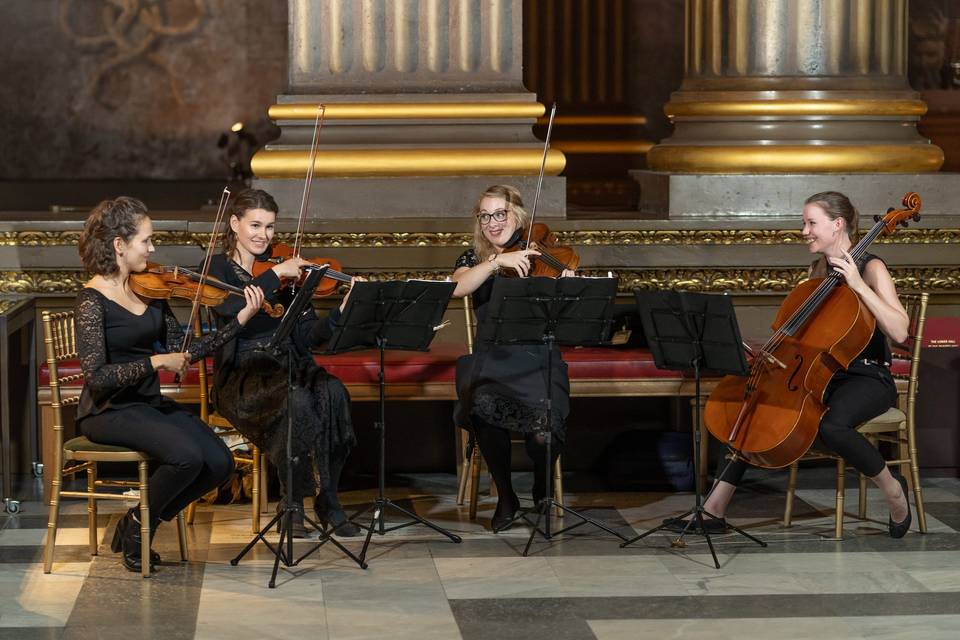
top-left (0, 0), bottom-right (287, 181)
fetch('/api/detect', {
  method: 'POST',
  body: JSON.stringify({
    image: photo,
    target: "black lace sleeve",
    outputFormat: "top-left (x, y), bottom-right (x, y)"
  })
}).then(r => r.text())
top-left (159, 301), bottom-right (242, 363)
top-left (455, 248), bottom-right (479, 269)
top-left (75, 289), bottom-right (154, 394)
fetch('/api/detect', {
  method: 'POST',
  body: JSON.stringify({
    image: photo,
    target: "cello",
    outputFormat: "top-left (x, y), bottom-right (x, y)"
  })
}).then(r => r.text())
top-left (704, 192), bottom-right (922, 469)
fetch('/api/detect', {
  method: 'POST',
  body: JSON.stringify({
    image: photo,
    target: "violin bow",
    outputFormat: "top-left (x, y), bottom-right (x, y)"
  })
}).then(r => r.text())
top-left (524, 102), bottom-right (557, 248)
top-left (181, 186), bottom-right (231, 354)
top-left (293, 104), bottom-right (326, 260)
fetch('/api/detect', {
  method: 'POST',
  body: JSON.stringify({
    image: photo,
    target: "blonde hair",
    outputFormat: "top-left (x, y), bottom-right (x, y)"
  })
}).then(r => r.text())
top-left (470, 185), bottom-right (530, 261)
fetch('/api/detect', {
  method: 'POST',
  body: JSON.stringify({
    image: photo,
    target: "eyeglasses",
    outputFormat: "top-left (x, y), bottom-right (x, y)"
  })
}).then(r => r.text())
top-left (477, 209), bottom-right (509, 225)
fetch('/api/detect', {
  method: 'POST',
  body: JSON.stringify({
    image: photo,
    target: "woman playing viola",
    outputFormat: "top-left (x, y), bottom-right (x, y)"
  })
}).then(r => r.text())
top-left (666, 191), bottom-right (912, 538)
top-left (75, 197), bottom-right (264, 572)
top-left (453, 184), bottom-right (576, 531)
top-left (205, 188), bottom-right (361, 537)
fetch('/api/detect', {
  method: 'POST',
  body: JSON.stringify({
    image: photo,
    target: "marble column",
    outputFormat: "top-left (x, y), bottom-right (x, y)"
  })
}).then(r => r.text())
top-left (646, 0), bottom-right (944, 174)
top-left (253, 0), bottom-right (565, 219)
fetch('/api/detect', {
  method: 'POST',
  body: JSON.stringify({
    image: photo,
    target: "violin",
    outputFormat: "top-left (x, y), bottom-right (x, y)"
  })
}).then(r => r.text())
top-left (131, 263), bottom-right (284, 318)
top-left (501, 223), bottom-right (579, 277)
top-left (249, 242), bottom-right (354, 297)
top-left (704, 193), bottom-right (922, 469)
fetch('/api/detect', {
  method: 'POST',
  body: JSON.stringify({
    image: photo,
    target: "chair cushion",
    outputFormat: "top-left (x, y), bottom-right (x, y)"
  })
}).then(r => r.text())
top-left (64, 436), bottom-right (136, 453)
top-left (858, 407), bottom-right (907, 428)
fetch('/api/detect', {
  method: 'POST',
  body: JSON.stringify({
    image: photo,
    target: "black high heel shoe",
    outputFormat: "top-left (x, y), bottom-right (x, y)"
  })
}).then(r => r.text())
top-left (889, 473), bottom-right (912, 539)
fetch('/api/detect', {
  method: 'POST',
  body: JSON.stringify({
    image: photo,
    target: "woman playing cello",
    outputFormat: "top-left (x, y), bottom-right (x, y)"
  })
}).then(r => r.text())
top-left (666, 191), bottom-right (912, 538)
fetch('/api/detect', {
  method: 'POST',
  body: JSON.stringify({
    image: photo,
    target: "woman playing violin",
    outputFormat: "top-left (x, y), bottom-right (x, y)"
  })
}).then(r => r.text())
top-left (453, 184), bottom-right (576, 531)
top-left (205, 188), bottom-right (361, 537)
top-left (75, 197), bottom-right (264, 572)
top-left (667, 191), bottom-right (912, 538)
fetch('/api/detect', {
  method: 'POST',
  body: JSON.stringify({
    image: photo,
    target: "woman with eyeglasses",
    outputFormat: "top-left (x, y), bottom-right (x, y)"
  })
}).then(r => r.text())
top-left (452, 185), bottom-right (575, 531)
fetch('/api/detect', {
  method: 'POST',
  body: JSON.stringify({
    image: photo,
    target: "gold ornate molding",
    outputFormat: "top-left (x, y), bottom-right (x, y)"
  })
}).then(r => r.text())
top-left (666, 100), bottom-right (928, 118)
top-left (5, 267), bottom-right (958, 295)
top-left (251, 148), bottom-right (567, 179)
top-left (647, 144), bottom-right (946, 174)
top-left (268, 102), bottom-right (546, 121)
top-left (4, 229), bottom-right (960, 249)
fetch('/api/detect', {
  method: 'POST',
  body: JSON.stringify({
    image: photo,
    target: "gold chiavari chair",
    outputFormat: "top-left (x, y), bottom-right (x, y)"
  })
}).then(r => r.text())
top-left (185, 310), bottom-right (267, 533)
top-left (783, 292), bottom-right (929, 539)
top-left (42, 310), bottom-right (187, 578)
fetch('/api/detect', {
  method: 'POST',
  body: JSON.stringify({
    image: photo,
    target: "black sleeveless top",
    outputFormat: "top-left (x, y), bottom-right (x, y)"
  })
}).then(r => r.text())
top-left (855, 253), bottom-right (893, 365)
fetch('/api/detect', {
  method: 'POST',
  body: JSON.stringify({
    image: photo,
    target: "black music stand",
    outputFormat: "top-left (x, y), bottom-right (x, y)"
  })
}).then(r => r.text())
top-left (230, 265), bottom-right (368, 587)
top-left (478, 276), bottom-right (629, 556)
top-left (326, 280), bottom-right (462, 565)
top-left (619, 290), bottom-right (766, 568)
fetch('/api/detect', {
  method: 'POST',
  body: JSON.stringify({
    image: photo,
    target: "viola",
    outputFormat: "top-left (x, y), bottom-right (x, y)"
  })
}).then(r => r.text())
top-left (131, 263), bottom-right (284, 318)
top-left (501, 223), bottom-right (579, 277)
top-left (249, 242), bottom-right (354, 297)
top-left (704, 192), bottom-right (922, 469)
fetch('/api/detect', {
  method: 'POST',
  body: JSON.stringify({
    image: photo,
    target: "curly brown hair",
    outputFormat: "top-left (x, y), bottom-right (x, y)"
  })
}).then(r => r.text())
top-left (222, 188), bottom-right (279, 258)
top-left (78, 197), bottom-right (149, 276)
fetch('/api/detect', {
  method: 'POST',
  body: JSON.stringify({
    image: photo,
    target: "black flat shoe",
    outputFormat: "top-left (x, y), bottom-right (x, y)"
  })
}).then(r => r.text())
top-left (661, 515), bottom-right (728, 535)
top-left (491, 493), bottom-right (520, 532)
top-left (889, 474), bottom-right (912, 539)
top-left (276, 502), bottom-right (308, 538)
top-left (313, 495), bottom-right (362, 537)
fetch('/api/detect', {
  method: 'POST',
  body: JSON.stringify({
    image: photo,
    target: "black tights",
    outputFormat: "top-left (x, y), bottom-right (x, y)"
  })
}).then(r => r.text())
top-left (718, 363), bottom-right (897, 486)
top-left (80, 404), bottom-right (234, 523)
top-left (474, 419), bottom-right (562, 503)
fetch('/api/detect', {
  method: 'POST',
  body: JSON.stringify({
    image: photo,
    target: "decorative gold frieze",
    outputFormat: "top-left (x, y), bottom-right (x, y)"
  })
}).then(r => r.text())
top-left (5, 267), bottom-right (958, 295)
top-left (4, 228), bottom-right (960, 249)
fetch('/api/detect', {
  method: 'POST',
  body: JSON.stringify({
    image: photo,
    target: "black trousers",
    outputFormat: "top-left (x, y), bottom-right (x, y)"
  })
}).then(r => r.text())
top-left (79, 403), bottom-right (235, 523)
top-left (473, 417), bottom-right (563, 502)
top-left (718, 361), bottom-right (898, 485)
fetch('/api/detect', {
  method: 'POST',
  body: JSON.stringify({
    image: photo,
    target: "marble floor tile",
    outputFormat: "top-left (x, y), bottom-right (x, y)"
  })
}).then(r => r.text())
top-left (0, 563), bottom-right (89, 627)
top-left (588, 617), bottom-right (867, 640)
top-left (435, 555), bottom-right (563, 599)
top-left (0, 528), bottom-right (106, 548)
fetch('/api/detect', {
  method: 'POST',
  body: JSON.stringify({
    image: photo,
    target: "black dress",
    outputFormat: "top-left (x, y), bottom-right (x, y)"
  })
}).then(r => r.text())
top-left (205, 253), bottom-right (355, 504)
top-left (75, 288), bottom-right (238, 522)
top-left (453, 248), bottom-right (571, 441)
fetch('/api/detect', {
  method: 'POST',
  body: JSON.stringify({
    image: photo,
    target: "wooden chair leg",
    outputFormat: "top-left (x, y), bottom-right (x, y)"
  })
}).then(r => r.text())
top-left (43, 454), bottom-right (64, 574)
top-left (858, 471), bottom-right (868, 520)
top-left (176, 512), bottom-right (188, 561)
top-left (833, 458), bottom-right (845, 540)
top-left (87, 464), bottom-right (98, 555)
top-left (906, 427), bottom-right (927, 533)
top-left (185, 501), bottom-right (197, 525)
top-left (251, 446), bottom-right (261, 533)
top-left (456, 430), bottom-right (471, 505)
top-left (553, 456), bottom-right (563, 518)
top-left (783, 462), bottom-right (799, 527)
top-left (468, 448), bottom-right (482, 521)
top-left (138, 461), bottom-right (151, 578)
top-left (260, 454), bottom-right (269, 514)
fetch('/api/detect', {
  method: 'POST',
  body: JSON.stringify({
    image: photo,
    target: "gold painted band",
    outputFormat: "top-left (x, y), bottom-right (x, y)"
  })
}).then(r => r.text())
top-left (268, 102), bottom-right (546, 121)
top-left (535, 115), bottom-right (649, 125)
top-left (252, 148), bottom-right (567, 178)
top-left (666, 100), bottom-right (928, 118)
top-left (647, 144), bottom-right (944, 173)
top-left (552, 140), bottom-right (654, 154)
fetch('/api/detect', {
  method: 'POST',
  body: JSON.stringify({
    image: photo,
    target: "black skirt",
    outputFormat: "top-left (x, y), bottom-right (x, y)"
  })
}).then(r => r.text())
top-left (455, 343), bottom-right (570, 441)
top-left (214, 348), bottom-right (355, 500)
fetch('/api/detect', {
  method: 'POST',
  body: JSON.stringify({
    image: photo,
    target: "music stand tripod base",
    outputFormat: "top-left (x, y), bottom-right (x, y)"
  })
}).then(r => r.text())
top-left (229, 266), bottom-right (367, 587)
top-left (326, 280), bottom-right (464, 565)
top-left (618, 290), bottom-right (766, 569)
